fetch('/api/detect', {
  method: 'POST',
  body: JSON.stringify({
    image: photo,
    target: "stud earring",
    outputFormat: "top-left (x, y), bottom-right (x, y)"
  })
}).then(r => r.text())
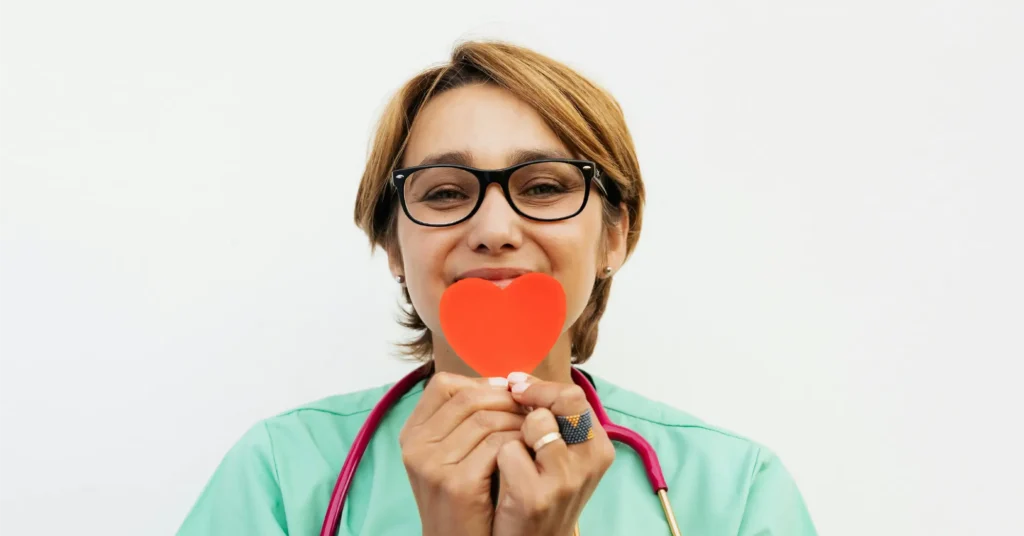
top-left (395, 275), bottom-right (405, 285)
top-left (602, 266), bottom-right (613, 277)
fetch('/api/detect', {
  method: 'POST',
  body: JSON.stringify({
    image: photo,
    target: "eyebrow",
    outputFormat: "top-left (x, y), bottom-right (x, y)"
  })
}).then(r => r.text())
top-left (414, 147), bottom-right (575, 168)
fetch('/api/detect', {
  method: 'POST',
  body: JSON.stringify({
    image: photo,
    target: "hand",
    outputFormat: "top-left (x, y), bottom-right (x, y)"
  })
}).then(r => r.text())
top-left (399, 372), bottom-right (527, 536)
top-left (492, 373), bottom-right (616, 536)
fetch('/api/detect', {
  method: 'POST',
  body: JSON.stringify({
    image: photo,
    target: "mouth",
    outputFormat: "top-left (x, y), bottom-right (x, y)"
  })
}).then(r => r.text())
top-left (453, 267), bottom-right (532, 289)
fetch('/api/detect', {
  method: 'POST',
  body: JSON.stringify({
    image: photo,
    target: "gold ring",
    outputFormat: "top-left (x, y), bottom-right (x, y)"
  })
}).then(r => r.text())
top-left (531, 431), bottom-right (563, 452)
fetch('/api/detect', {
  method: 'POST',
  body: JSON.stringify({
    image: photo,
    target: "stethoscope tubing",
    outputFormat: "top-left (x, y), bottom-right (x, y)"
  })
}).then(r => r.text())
top-left (320, 364), bottom-right (679, 536)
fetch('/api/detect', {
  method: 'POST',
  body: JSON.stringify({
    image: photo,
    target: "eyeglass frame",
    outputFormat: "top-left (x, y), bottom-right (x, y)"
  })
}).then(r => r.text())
top-left (389, 158), bottom-right (622, 228)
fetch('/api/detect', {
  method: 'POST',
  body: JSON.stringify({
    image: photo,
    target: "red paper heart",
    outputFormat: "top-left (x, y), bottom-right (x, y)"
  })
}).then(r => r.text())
top-left (439, 272), bottom-right (566, 378)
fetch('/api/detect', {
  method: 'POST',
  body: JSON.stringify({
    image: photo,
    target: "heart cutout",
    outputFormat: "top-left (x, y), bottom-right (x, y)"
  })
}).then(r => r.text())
top-left (439, 272), bottom-right (566, 378)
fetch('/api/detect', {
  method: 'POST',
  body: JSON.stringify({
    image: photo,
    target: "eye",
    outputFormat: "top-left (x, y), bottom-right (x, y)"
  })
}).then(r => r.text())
top-left (522, 182), bottom-right (568, 196)
top-left (423, 187), bottom-right (471, 202)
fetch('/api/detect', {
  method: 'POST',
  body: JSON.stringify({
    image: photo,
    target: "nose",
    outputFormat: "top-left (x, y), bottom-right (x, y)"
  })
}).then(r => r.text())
top-left (465, 184), bottom-right (523, 254)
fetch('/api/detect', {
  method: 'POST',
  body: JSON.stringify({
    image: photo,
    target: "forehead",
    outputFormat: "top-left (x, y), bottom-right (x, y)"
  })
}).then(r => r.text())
top-left (402, 83), bottom-right (573, 168)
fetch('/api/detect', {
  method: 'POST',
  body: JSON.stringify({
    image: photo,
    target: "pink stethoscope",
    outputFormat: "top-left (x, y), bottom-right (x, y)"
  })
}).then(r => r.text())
top-left (319, 362), bottom-right (682, 536)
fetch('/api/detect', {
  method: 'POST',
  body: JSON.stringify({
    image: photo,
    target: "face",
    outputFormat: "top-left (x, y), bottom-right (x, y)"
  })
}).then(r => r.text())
top-left (390, 83), bottom-right (627, 359)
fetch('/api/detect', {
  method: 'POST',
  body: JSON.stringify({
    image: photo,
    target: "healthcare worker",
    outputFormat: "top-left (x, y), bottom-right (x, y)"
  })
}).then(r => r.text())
top-left (178, 40), bottom-right (818, 535)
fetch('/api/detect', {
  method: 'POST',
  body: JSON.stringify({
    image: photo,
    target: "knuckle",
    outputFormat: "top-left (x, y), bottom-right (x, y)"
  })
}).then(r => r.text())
top-left (401, 455), bottom-right (424, 478)
top-left (524, 408), bottom-right (553, 427)
top-left (400, 445), bottom-right (424, 468)
top-left (599, 440), bottom-right (617, 467)
top-left (451, 388), bottom-right (475, 410)
top-left (426, 372), bottom-right (463, 398)
top-left (472, 410), bottom-right (496, 429)
top-left (561, 385), bottom-right (587, 405)
top-left (527, 489), bottom-right (554, 516)
top-left (431, 371), bottom-right (456, 388)
top-left (497, 435), bottom-right (524, 459)
top-left (397, 424), bottom-right (418, 448)
top-left (486, 430), bottom-right (513, 449)
top-left (555, 479), bottom-right (577, 499)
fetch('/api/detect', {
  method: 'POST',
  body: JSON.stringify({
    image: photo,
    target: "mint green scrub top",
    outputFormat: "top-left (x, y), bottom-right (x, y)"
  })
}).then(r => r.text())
top-left (178, 371), bottom-right (817, 535)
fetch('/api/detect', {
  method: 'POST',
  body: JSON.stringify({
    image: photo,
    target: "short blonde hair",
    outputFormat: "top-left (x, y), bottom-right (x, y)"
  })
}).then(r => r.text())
top-left (354, 40), bottom-right (646, 364)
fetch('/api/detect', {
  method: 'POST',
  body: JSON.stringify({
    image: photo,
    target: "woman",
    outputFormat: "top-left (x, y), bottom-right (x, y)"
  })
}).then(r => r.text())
top-left (178, 40), bottom-right (817, 535)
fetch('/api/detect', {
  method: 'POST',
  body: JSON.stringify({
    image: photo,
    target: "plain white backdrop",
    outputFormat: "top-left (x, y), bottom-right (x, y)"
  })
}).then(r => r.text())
top-left (2, 1), bottom-right (1023, 534)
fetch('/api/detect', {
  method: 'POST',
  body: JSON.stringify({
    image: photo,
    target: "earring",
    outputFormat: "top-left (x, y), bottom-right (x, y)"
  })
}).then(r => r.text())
top-left (602, 266), bottom-right (613, 277)
top-left (395, 275), bottom-right (405, 285)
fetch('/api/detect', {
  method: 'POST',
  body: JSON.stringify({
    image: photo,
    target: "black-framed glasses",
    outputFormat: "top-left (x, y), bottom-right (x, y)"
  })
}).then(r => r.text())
top-left (390, 158), bottom-right (621, 227)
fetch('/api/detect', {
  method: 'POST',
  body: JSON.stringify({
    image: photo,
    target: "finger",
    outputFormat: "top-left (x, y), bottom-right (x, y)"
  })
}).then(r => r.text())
top-left (508, 374), bottom-right (607, 457)
top-left (438, 410), bottom-right (525, 462)
top-left (458, 429), bottom-right (523, 480)
top-left (520, 408), bottom-right (571, 477)
top-left (418, 384), bottom-right (525, 441)
top-left (507, 373), bottom-right (593, 419)
top-left (495, 438), bottom-right (541, 504)
top-left (406, 372), bottom-right (509, 428)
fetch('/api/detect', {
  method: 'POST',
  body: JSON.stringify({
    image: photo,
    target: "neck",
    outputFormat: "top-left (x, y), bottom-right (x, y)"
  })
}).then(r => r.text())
top-left (431, 333), bottom-right (575, 384)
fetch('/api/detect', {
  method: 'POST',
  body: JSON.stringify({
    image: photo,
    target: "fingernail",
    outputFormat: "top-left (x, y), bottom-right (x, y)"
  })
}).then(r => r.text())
top-left (488, 377), bottom-right (509, 388)
top-left (511, 381), bottom-right (530, 394)
top-left (507, 371), bottom-right (528, 384)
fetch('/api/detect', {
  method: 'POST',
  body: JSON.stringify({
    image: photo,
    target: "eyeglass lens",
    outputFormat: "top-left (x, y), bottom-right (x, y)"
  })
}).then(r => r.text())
top-left (402, 162), bottom-right (587, 225)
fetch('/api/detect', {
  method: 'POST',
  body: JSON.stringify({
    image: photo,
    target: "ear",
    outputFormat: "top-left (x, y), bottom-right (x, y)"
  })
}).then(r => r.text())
top-left (385, 239), bottom-right (404, 281)
top-left (603, 202), bottom-right (630, 274)
top-left (388, 258), bottom-right (403, 281)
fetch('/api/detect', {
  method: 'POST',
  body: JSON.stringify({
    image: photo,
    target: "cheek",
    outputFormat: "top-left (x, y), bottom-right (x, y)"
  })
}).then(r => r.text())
top-left (538, 222), bottom-right (603, 331)
top-left (562, 278), bottom-right (596, 334)
top-left (397, 222), bottom-right (450, 330)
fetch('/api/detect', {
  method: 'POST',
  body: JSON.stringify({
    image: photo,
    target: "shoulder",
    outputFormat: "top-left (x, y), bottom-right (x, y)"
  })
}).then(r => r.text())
top-left (259, 378), bottom-right (422, 439)
top-left (179, 380), bottom-right (421, 533)
top-left (200, 380), bottom-right (405, 478)
top-left (278, 380), bottom-right (401, 418)
top-left (587, 370), bottom-right (768, 477)
top-left (588, 371), bottom-right (817, 533)
top-left (589, 370), bottom-right (761, 447)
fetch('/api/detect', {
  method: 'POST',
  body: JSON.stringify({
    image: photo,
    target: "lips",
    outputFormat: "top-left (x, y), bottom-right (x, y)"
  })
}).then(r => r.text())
top-left (454, 268), bottom-right (532, 289)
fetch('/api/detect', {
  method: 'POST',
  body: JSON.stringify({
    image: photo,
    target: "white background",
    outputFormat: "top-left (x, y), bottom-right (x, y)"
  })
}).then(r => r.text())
top-left (2, 1), bottom-right (1022, 534)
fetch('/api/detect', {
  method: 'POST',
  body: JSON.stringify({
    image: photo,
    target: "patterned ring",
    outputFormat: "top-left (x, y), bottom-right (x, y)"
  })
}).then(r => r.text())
top-left (555, 409), bottom-right (595, 445)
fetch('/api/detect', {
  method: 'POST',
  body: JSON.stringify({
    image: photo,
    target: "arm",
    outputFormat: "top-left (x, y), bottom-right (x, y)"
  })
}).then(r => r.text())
top-left (737, 449), bottom-right (818, 536)
top-left (177, 422), bottom-right (288, 536)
